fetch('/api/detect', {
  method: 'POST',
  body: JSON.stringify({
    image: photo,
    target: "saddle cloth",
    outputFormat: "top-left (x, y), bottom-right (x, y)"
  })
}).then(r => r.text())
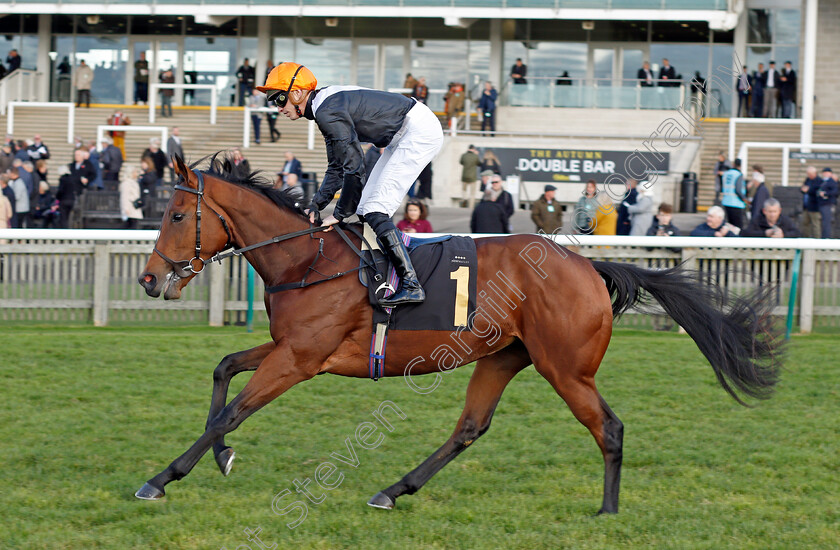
top-left (359, 227), bottom-right (478, 332)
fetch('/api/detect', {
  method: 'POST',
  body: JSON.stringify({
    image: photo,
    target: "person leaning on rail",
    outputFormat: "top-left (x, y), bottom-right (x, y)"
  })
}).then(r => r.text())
top-left (257, 62), bottom-right (444, 306)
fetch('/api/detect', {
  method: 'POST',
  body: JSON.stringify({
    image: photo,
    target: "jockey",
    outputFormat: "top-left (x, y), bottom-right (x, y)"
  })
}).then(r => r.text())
top-left (257, 62), bottom-right (443, 307)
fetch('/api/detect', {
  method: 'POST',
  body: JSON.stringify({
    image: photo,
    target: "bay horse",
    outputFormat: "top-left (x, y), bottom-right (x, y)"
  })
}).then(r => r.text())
top-left (135, 154), bottom-right (782, 514)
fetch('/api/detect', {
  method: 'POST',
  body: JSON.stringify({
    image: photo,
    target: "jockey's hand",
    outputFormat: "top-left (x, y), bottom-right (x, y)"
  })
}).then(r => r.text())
top-left (319, 215), bottom-right (340, 232)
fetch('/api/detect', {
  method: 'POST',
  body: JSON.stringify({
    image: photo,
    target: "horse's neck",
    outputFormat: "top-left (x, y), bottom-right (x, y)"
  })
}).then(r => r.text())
top-left (213, 181), bottom-right (313, 285)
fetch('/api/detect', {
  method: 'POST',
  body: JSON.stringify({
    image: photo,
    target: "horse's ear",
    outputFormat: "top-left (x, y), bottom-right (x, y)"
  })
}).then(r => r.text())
top-left (171, 155), bottom-right (192, 186)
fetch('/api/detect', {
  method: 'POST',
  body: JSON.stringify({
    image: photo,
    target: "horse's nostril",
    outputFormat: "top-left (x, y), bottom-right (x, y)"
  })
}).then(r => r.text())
top-left (143, 274), bottom-right (154, 284)
top-left (139, 273), bottom-right (157, 289)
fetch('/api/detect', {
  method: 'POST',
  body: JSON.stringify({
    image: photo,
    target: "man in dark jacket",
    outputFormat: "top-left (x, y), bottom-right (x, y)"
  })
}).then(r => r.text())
top-left (742, 198), bottom-right (800, 238)
top-left (236, 59), bottom-right (256, 106)
top-left (690, 206), bottom-right (738, 237)
top-left (816, 167), bottom-right (838, 238)
top-left (68, 149), bottom-right (96, 196)
top-left (486, 175), bottom-right (514, 231)
top-left (477, 81), bottom-right (498, 135)
top-left (100, 137), bottom-right (123, 182)
top-left (750, 63), bottom-right (765, 117)
top-left (471, 194), bottom-right (508, 234)
top-left (27, 135), bottom-right (50, 161)
top-left (258, 62), bottom-right (443, 307)
top-left (800, 166), bottom-right (822, 237)
top-left (531, 184), bottom-right (563, 234)
top-left (779, 61), bottom-right (797, 118)
top-left (748, 170), bottom-right (770, 222)
top-left (616, 178), bottom-right (638, 235)
top-left (658, 59), bottom-right (677, 87)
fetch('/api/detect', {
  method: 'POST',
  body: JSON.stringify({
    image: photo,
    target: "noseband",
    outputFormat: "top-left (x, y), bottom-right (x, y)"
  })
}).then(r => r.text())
top-left (154, 169), bottom-right (233, 278)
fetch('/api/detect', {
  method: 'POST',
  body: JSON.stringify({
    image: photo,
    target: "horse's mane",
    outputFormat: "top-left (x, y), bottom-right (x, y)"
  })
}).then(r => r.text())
top-left (187, 152), bottom-right (307, 216)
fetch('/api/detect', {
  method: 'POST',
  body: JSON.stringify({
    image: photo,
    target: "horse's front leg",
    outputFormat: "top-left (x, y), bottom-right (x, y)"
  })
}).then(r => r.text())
top-left (207, 342), bottom-right (276, 476)
top-left (136, 345), bottom-right (315, 500)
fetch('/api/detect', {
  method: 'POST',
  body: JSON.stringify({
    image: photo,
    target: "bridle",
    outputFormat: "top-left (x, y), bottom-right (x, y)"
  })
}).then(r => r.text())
top-left (153, 168), bottom-right (334, 279)
top-left (153, 169), bottom-right (234, 278)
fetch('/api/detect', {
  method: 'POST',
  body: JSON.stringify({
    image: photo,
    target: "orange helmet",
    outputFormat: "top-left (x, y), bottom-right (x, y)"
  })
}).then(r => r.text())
top-left (257, 62), bottom-right (317, 106)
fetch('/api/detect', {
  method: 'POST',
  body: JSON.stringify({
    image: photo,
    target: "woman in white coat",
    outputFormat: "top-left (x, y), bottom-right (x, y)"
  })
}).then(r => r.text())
top-left (119, 165), bottom-right (143, 229)
top-left (625, 184), bottom-right (655, 236)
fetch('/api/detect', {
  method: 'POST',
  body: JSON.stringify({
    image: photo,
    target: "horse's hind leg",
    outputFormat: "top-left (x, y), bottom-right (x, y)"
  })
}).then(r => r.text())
top-left (207, 342), bottom-right (275, 476)
top-left (368, 341), bottom-right (531, 510)
top-left (531, 346), bottom-right (623, 515)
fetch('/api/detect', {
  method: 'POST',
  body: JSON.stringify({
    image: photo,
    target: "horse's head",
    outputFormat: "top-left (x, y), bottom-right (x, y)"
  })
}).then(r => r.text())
top-left (138, 155), bottom-right (233, 300)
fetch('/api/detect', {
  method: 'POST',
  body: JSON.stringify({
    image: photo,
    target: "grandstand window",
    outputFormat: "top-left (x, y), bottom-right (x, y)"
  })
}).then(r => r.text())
top-left (272, 38), bottom-right (295, 64)
top-left (528, 42), bottom-right (587, 80)
top-left (296, 38), bottom-right (352, 86)
top-left (75, 36), bottom-right (128, 104)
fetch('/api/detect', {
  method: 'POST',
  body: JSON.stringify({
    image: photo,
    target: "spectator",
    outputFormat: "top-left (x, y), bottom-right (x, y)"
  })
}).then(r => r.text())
top-left (691, 71), bottom-right (707, 96)
top-left (625, 185), bottom-right (654, 236)
top-left (444, 82), bottom-right (465, 123)
top-left (0, 176), bottom-right (13, 232)
top-left (488, 174), bottom-right (514, 231)
top-left (480, 150), bottom-right (502, 176)
top-left (478, 169), bottom-right (494, 194)
top-left (416, 162), bottom-right (433, 201)
top-left (107, 111), bottom-right (131, 160)
top-left (236, 58), bottom-right (256, 106)
top-left (138, 156), bottom-right (157, 216)
top-left (134, 52), bottom-right (149, 105)
top-left (742, 198), bottom-right (800, 238)
top-left (248, 88), bottom-right (266, 144)
top-left (0, 143), bottom-right (13, 173)
top-left (736, 65), bottom-right (751, 117)
top-left (55, 171), bottom-right (76, 228)
top-left (816, 168), bottom-right (838, 239)
top-left (264, 60), bottom-right (274, 83)
top-left (280, 151), bottom-right (302, 184)
top-left (714, 151), bottom-right (730, 204)
top-left (68, 148), bottom-right (96, 197)
top-left (34, 159), bottom-right (49, 189)
top-left (142, 138), bottom-right (167, 185)
top-left (119, 164), bottom-right (143, 229)
top-left (555, 71), bottom-right (572, 86)
top-left (575, 180), bottom-right (600, 235)
top-left (231, 148), bottom-right (251, 180)
top-left (278, 172), bottom-right (305, 203)
top-left (8, 167), bottom-right (29, 227)
top-left (101, 137), bottom-right (123, 183)
top-left (266, 104), bottom-right (281, 143)
top-left (411, 77), bottom-right (429, 104)
top-left (459, 144), bottom-right (480, 210)
top-left (403, 73), bottom-right (417, 96)
top-left (3, 134), bottom-right (16, 153)
top-left (747, 166), bottom-right (770, 222)
top-left (15, 140), bottom-right (30, 162)
top-left (477, 81), bottom-right (498, 135)
top-left (363, 145), bottom-right (382, 180)
top-left (658, 58), bottom-right (676, 87)
top-left (33, 181), bottom-right (60, 228)
top-left (592, 192), bottom-right (618, 235)
top-left (166, 128), bottom-right (184, 181)
top-left (690, 206), bottom-right (739, 237)
top-left (721, 158), bottom-right (747, 229)
top-left (27, 135), bottom-right (50, 161)
top-left (6, 49), bottom-right (21, 73)
top-left (637, 61), bottom-right (654, 87)
top-left (159, 68), bottom-right (175, 118)
top-left (800, 166), bottom-right (822, 238)
top-left (510, 58), bottom-right (527, 84)
top-left (20, 161), bottom-right (37, 218)
top-left (397, 199), bottom-right (433, 233)
top-left (779, 61), bottom-right (797, 119)
top-left (531, 184), bottom-right (563, 234)
top-left (615, 178), bottom-right (638, 235)
top-left (751, 63), bottom-right (765, 117)
top-left (762, 61), bottom-right (780, 118)
top-left (74, 60), bottom-right (93, 108)
top-left (646, 202), bottom-right (680, 237)
top-left (86, 141), bottom-right (104, 190)
top-left (471, 189), bottom-right (509, 234)
top-left (57, 56), bottom-right (72, 102)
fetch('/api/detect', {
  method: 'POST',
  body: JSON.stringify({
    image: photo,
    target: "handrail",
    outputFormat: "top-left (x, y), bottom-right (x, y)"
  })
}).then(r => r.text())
top-left (0, 69), bottom-right (44, 114)
top-left (149, 83), bottom-right (218, 125)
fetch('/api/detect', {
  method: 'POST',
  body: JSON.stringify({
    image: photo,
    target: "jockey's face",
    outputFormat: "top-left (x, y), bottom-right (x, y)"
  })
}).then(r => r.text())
top-left (278, 90), bottom-right (308, 120)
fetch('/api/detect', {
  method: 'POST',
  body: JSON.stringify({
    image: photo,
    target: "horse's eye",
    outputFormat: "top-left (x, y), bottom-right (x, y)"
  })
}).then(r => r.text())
top-left (171, 212), bottom-right (185, 223)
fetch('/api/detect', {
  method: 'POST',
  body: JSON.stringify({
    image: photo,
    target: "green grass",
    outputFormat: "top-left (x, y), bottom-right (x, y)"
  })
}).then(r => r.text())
top-left (1, 326), bottom-right (837, 549)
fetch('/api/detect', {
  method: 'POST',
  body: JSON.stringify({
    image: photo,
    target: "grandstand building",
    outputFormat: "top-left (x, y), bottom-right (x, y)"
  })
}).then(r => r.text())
top-left (0, 0), bottom-right (834, 209)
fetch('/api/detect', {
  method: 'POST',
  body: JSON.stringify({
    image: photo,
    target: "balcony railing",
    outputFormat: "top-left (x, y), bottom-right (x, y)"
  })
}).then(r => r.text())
top-left (502, 76), bottom-right (688, 110)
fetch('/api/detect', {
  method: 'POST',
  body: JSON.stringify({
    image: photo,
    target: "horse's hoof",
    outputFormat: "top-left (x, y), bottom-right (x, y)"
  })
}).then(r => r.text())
top-left (135, 482), bottom-right (165, 500)
top-left (595, 507), bottom-right (617, 516)
top-left (367, 492), bottom-right (395, 510)
top-left (216, 447), bottom-right (236, 477)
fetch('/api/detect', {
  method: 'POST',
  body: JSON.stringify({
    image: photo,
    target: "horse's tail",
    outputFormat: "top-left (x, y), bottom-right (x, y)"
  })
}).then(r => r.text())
top-left (591, 261), bottom-right (783, 406)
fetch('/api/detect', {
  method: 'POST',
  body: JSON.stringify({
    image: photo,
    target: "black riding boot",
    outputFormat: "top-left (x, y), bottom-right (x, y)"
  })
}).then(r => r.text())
top-left (378, 228), bottom-right (425, 307)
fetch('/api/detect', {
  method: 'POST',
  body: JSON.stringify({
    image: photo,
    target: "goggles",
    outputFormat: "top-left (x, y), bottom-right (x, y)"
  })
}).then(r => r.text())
top-left (267, 65), bottom-right (304, 108)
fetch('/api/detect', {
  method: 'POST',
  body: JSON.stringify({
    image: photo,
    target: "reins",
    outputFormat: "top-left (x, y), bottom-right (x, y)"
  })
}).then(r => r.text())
top-left (155, 169), bottom-right (379, 291)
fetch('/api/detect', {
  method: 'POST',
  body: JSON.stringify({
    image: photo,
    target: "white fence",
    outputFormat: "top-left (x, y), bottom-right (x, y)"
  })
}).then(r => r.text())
top-left (0, 69), bottom-right (44, 114)
top-left (1, 229), bottom-right (839, 332)
top-left (6, 102), bottom-right (75, 144)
